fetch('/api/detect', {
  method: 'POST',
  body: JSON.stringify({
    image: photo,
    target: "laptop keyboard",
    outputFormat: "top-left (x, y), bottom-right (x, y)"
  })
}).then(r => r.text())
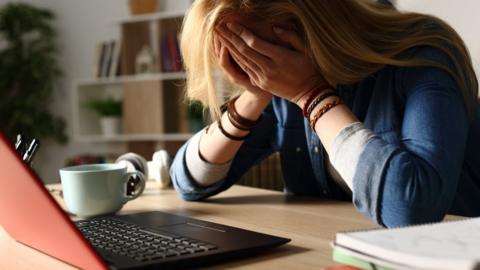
top-left (75, 218), bottom-right (218, 263)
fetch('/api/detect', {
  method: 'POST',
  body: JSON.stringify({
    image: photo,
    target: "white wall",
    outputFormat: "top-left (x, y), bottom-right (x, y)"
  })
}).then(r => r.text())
top-left (0, 0), bottom-right (190, 183)
top-left (396, 0), bottom-right (480, 78)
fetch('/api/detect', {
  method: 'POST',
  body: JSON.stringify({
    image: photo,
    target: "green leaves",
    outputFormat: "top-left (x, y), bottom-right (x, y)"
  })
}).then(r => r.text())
top-left (0, 3), bottom-right (54, 40)
top-left (187, 100), bottom-right (205, 121)
top-left (0, 3), bottom-right (66, 143)
top-left (84, 98), bottom-right (123, 117)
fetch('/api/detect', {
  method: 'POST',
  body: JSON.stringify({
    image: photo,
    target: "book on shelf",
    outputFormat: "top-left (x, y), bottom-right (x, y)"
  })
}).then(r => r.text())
top-left (161, 35), bottom-right (172, 73)
top-left (333, 217), bottom-right (480, 270)
top-left (95, 42), bottom-right (106, 78)
top-left (94, 40), bottom-right (121, 78)
top-left (103, 40), bottom-right (115, 77)
top-left (109, 40), bottom-right (122, 77)
top-left (161, 32), bottom-right (183, 72)
top-left (93, 42), bottom-right (103, 78)
top-left (100, 41), bottom-right (112, 77)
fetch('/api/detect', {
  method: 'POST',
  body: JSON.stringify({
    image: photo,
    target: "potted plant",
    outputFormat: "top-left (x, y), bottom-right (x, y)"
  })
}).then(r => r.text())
top-left (0, 3), bottom-right (67, 143)
top-left (85, 97), bottom-right (123, 136)
top-left (187, 101), bottom-right (205, 133)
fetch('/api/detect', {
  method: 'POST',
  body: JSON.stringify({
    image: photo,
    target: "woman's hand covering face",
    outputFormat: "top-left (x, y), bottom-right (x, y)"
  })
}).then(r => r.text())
top-left (215, 22), bottom-right (326, 104)
top-left (213, 30), bottom-right (272, 101)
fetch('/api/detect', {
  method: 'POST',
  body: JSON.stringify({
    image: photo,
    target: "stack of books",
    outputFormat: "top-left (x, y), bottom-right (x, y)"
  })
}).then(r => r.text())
top-left (332, 218), bottom-right (480, 270)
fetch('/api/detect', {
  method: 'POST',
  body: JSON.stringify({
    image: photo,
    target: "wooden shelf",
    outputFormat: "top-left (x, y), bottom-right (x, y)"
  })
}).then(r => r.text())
top-left (114, 10), bottom-right (186, 24)
top-left (74, 133), bottom-right (193, 143)
top-left (76, 72), bottom-right (186, 86)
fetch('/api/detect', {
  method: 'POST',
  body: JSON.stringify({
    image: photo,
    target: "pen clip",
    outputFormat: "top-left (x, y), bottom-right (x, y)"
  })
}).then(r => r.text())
top-left (23, 138), bottom-right (40, 164)
top-left (15, 134), bottom-right (27, 157)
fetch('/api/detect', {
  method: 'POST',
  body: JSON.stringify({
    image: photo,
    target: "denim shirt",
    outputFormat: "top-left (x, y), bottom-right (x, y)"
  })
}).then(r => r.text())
top-left (170, 46), bottom-right (480, 228)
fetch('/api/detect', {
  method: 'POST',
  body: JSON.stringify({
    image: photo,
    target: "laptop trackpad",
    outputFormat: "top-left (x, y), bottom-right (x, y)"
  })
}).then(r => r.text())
top-left (116, 211), bottom-right (187, 227)
top-left (160, 223), bottom-right (226, 243)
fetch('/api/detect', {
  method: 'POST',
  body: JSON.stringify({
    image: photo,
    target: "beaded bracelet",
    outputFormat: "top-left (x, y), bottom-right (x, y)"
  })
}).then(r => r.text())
top-left (302, 83), bottom-right (333, 117)
top-left (306, 92), bottom-right (338, 119)
top-left (302, 89), bottom-right (322, 117)
top-left (309, 99), bottom-right (344, 130)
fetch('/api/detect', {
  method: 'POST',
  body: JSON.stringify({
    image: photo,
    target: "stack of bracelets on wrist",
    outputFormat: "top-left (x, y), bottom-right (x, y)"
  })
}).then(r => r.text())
top-left (216, 96), bottom-right (262, 141)
top-left (301, 84), bottom-right (344, 130)
top-left (309, 98), bottom-right (344, 130)
top-left (301, 83), bottom-right (331, 117)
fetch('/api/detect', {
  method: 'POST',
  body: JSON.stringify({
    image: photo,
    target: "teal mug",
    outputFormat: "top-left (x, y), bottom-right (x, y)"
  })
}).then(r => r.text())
top-left (59, 163), bottom-right (146, 217)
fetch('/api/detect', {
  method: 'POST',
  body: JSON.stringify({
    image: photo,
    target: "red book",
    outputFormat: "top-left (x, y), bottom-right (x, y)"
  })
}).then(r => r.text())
top-left (166, 33), bottom-right (179, 72)
top-left (161, 36), bottom-right (172, 72)
top-left (172, 33), bottom-right (183, 71)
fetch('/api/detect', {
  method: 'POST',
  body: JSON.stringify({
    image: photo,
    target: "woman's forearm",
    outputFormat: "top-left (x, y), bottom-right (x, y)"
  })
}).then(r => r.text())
top-left (199, 91), bottom-right (271, 164)
top-left (298, 93), bottom-right (359, 155)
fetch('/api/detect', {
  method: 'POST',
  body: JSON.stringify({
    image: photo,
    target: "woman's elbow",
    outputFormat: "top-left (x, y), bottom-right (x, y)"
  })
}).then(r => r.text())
top-left (379, 202), bottom-right (444, 228)
top-left (376, 158), bottom-right (451, 228)
top-left (381, 180), bottom-right (449, 227)
top-left (169, 168), bottom-right (207, 202)
top-left (169, 156), bottom-right (204, 202)
top-left (178, 191), bottom-right (206, 202)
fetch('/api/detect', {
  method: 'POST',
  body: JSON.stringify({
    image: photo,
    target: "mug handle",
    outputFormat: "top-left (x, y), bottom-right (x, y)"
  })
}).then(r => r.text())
top-left (122, 171), bottom-right (146, 202)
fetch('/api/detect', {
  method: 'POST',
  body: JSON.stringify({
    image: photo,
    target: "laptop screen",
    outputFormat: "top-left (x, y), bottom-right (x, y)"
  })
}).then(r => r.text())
top-left (0, 132), bottom-right (107, 270)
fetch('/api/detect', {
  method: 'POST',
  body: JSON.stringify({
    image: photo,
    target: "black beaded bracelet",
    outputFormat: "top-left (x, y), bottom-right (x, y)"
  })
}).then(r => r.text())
top-left (217, 119), bottom-right (250, 141)
top-left (306, 92), bottom-right (338, 119)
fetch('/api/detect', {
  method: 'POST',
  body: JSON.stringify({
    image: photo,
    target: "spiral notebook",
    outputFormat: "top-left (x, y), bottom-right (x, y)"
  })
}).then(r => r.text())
top-left (333, 218), bottom-right (480, 270)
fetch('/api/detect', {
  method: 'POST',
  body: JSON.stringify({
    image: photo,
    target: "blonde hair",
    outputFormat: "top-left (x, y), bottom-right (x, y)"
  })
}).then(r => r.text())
top-left (180, 0), bottom-right (478, 119)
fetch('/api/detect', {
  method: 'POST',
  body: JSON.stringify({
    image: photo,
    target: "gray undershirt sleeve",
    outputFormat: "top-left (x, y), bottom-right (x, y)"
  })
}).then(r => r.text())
top-left (185, 129), bottom-right (232, 187)
top-left (329, 122), bottom-right (376, 191)
top-left (185, 122), bottom-right (374, 191)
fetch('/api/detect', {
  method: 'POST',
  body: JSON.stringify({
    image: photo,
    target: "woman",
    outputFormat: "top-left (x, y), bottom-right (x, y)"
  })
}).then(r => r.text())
top-left (170, 0), bottom-right (480, 228)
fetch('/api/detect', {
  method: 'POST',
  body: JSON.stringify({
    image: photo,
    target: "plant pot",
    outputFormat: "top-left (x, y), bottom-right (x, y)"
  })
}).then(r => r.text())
top-left (128, 0), bottom-right (157, 15)
top-left (100, 116), bottom-right (122, 136)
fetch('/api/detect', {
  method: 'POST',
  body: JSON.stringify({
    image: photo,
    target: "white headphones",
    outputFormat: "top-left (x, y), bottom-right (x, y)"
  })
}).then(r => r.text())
top-left (148, 150), bottom-right (171, 188)
top-left (116, 150), bottom-right (171, 188)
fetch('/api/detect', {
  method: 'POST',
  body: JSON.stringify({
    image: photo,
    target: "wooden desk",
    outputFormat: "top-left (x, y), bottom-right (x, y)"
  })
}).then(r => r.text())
top-left (0, 181), bottom-right (377, 269)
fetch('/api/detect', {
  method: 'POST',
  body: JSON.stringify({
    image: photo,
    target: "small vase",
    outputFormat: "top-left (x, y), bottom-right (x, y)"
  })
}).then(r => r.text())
top-left (128, 0), bottom-right (157, 15)
top-left (100, 116), bottom-right (122, 136)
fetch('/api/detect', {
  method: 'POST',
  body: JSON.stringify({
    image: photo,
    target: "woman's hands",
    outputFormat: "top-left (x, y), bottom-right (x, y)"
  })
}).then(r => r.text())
top-left (213, 32), bottom-right (272, 103)
top-left (215, 22), bottom-right (328, 107)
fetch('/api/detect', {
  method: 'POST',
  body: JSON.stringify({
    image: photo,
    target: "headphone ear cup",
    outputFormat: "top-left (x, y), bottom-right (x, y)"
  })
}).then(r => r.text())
top-left (116, 152), bottom-right (148, 178)
top-left (149, 150), bottom-right (171, 188)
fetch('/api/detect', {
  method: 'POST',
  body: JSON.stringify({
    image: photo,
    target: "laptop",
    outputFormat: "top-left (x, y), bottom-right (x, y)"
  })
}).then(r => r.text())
top-left (0, 132), bottom-right (290, 269)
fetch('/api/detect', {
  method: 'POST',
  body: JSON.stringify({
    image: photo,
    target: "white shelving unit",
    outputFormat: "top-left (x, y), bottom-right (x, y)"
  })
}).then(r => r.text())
top-left (72, 76), bottom-right (192, 143)
top-left (72, 10), bottom-right (193, 145)
top-left (114, 10), bottom-right (187, 24)
top-left (76, 72), bottom-right (186, 86)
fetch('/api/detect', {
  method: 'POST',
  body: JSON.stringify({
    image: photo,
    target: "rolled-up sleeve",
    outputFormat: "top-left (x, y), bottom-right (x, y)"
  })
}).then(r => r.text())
top-left (170, 104), bottom-right (277, 201)
top-left (353, 66), bottom-right (469, 228)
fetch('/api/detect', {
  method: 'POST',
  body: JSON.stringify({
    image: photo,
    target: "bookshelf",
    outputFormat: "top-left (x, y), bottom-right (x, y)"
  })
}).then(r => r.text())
top-left (72, 10), bottom-right (194, 158)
